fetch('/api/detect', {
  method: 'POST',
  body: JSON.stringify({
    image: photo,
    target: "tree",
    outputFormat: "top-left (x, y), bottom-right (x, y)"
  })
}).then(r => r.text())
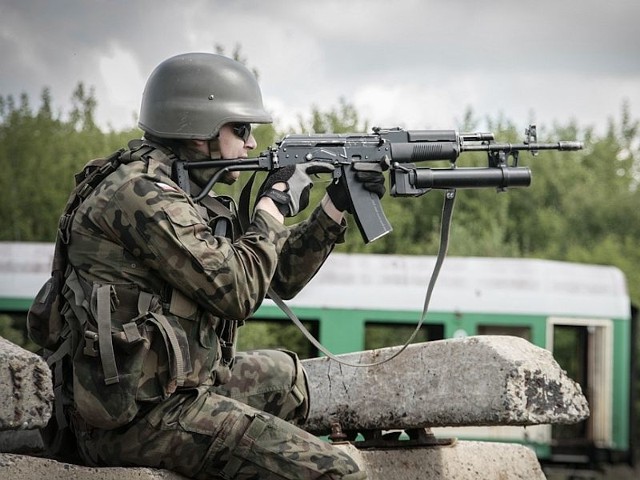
top-left (297, 97), bottom-right (368, 134)
top-left (0, 85), bottom-right (142, 242)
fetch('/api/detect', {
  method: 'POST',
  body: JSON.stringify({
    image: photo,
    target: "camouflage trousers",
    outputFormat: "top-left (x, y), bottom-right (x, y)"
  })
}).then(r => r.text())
top-left (73, 349), bottom-right (365, 479)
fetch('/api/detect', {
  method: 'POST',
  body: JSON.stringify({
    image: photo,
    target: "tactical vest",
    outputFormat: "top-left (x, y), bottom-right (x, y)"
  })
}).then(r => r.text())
top-left (28, 141), bottom-right (242, 450)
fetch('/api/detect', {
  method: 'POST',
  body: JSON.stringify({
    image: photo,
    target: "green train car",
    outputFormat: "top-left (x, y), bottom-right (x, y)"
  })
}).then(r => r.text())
top-left (0, 242), bottom-right (636, 466)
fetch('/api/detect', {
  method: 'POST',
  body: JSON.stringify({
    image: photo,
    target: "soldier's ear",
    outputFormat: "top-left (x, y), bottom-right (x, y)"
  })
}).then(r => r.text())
top-left (190, 139), bottom-right (208, 148)
top-left (186, 139), bottom-right (209, 155)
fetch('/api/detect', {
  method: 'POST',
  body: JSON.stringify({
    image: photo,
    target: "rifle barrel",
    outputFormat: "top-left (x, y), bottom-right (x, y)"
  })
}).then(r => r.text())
top-left (462, 141), bottom-right (583, 152)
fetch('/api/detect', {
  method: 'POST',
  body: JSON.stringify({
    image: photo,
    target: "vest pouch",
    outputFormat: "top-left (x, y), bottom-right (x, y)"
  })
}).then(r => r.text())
top-left (72, 312), bottom-right (150, 429)
top-left (136, 312), bottom-right (192, 402)
top-left (71, 283), bottom-right (192, 429)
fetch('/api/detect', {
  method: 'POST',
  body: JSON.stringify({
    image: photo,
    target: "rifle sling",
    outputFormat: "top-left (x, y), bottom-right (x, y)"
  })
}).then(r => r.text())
top-left (268, 188), bottom-right (457, 367)
top-left (206, 168), bottom-right (458, 367)
top-left (238, 173), bottom-right (257, 235)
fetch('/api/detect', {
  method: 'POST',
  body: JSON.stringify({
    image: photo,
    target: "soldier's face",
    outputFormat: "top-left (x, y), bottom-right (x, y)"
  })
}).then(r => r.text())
top-left (190, 125), bottom-right (257, 183)
top-left (218, 124), bottom-right (257, 159)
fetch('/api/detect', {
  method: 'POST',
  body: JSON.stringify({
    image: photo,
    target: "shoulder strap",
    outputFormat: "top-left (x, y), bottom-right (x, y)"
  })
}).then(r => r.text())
top-left (58, 148), bottom-right (125, 246)
top-left (198, 195), bottom-right (240, 238)
top-left (58, 141), bottom-right (162, 249)
top-left (136, 141), bottom-right (177, 179)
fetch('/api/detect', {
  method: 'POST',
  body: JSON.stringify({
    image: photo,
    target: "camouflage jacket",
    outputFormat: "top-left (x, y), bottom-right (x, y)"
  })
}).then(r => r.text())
top-left (64, 140), bottom-right (346, 428)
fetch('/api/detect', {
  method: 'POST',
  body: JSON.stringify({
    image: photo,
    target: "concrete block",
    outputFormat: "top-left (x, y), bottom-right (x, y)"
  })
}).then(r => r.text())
top-left (302, 336), bottom-right (589, 434)
top-left (1, 444), bottom-right (545, 480)
top-left (334, 440), bottom-right (546, 480)
top-left (0, 453), bottom-right (189, 479)
top-left (0, 336), bottom-right (53, 430)
top-left (0, 429), bottom-right (43, 454)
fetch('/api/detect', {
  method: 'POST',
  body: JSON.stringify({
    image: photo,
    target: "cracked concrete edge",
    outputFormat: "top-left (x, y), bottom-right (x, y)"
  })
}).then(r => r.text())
top-left (302, 336), bottom-right (589, 434)
top-left (0, 336), bottom-right (53, 430)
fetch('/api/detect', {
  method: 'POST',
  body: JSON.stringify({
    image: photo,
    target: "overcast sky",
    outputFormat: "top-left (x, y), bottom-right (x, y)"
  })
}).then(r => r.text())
top-left (2, 0), bottom-right (639, 136)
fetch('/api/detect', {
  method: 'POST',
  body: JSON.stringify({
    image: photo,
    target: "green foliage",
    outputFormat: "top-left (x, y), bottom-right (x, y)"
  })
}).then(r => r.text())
top-left (296, 98), bottom-right (369, 134)
top-left (0, 314), bottom-right (37, 352)
top-left (0, 84), bottom-right (142, 242)
top-left (0, 314), bottom-right (25, 346)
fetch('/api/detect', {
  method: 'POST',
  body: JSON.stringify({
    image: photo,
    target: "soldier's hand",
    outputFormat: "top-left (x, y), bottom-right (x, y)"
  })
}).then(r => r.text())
top-left (259, 162), bottom-right (335, 217)
top-left (327, 161), bottom-right (387, 213)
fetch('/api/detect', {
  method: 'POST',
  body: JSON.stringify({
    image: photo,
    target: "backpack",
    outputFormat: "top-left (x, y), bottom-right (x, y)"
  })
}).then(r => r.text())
top-left (27, 147), bottom-right (125, 460)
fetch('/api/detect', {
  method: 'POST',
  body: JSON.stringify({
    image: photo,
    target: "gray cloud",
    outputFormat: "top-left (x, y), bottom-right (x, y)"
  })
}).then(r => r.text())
top-left (1, 0), bottom-right (638, 132)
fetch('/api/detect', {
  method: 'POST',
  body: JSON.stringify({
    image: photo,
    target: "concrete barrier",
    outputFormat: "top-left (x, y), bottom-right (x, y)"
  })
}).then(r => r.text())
top-left (0, 336), bottom-right (53, 430)
top-left (0, 453), bottom-right (188, 479)
top-left (302, 336), bottom-right (589, 434)
top-left (334, 441), bottom-right (546, 480)
top-left (2, 335), bottom-right (585, 479)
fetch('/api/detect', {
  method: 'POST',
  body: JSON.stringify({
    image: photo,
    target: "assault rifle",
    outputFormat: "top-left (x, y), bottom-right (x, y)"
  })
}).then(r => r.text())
top-left (173, 125), bottom-right (583, 243)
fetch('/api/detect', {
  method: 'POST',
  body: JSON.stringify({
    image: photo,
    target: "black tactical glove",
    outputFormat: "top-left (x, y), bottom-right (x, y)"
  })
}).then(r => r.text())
top-left (259, 162), bottom-right (335, 217)
top-left (327, 161), bottom-right (387, 213)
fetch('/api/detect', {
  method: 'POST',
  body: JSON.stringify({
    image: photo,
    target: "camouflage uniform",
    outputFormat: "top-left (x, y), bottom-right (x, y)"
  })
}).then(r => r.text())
top-left (63, 140), bottom-right (365, 479)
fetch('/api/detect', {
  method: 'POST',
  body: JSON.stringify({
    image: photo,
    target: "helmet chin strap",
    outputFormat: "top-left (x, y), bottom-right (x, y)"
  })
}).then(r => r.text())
top-left (207, 138), bottom-right (221, 160)
top-left (207, 138), bottom-right (237, 186)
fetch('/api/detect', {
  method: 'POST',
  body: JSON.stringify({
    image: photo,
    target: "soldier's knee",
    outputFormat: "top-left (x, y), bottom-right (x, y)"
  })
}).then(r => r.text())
top-left (276, 349), bottom-right (310, 423)
top-left (231, 349), bottom-right (308, 421)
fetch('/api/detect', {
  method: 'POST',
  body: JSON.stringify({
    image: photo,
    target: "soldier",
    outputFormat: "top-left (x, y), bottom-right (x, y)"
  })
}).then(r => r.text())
top-left (56, 52), bottom-right (382, 479)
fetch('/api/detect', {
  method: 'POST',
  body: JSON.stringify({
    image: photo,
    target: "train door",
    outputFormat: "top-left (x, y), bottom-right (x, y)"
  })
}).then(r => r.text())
top-left (546, 317), bottom-right (614, 461)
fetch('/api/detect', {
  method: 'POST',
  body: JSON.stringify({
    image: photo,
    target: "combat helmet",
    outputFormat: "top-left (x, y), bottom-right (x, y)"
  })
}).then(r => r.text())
top-left (139, 52), bottom-right (272, 140)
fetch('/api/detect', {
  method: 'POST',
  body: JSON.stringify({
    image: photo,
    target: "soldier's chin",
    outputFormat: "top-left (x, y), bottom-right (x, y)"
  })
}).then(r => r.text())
top-left (220, 171), bottom-right (239, 185)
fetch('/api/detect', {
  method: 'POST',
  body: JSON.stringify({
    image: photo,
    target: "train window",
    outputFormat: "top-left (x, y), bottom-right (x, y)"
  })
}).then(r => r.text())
top-left (364, 322), bottom-right (444, 350)
top-left (551, 325), bottom-right (590, 444)
top-left (547, 318), bottom-right (614, 450)
top-left (237, 319), bottom-right (319, 359)
top-left (477, 325), bottom-right (531, 341)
